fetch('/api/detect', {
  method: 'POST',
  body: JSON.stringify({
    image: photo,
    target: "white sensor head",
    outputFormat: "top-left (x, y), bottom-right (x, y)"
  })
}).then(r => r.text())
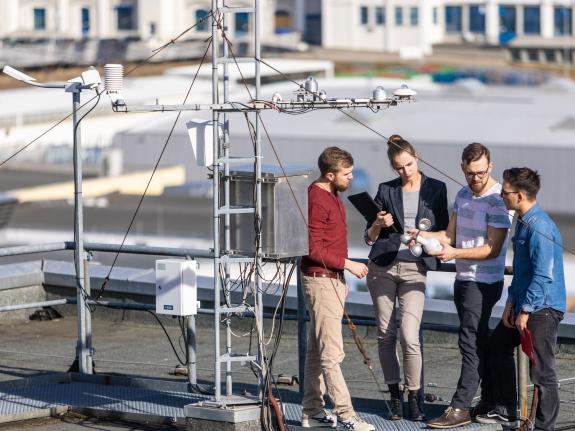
top-left (393, 84), bottom-right (417, 98)
top-left (372, 86), bottom-right (387, 102)
top-left (81, 68), bottom-right (102, 88)
top-left (304, 76), bottom-right (318, 93)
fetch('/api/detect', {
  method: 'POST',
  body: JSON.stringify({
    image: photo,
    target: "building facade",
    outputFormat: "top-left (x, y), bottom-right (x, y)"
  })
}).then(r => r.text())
top-left (316, 0), bottom-right (575, 59)
top-left (0, 0), bottom-right (281, 42)
top-left (0, 0), bottom-right (573, 61)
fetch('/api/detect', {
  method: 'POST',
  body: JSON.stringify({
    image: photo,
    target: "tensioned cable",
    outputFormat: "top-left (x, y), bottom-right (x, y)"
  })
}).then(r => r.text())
top-left (0, 11), bottom-right (214, 169)
top-left (124, 11), bottom-right (214, 76)
top-left (253, 57), bottom-right (575, 257)
top-left (95, 38), bottom-right (213, 301)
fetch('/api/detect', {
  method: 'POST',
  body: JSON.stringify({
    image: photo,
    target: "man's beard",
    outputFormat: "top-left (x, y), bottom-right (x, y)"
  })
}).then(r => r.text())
top-left (334, 182), bottom-right (349, 192)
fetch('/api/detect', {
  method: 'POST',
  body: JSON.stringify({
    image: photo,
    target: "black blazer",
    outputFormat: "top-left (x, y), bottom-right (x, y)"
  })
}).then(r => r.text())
top-left (366, 173), bottom-right (449, 270)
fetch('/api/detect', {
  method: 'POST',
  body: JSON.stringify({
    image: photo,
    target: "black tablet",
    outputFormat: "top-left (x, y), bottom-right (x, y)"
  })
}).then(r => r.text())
top-left (347, 192), bottom-right (381, 224)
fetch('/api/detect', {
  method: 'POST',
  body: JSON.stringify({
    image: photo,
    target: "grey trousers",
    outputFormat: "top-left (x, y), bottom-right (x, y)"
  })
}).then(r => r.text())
top-left (367, 260), bottom-right (426, 391)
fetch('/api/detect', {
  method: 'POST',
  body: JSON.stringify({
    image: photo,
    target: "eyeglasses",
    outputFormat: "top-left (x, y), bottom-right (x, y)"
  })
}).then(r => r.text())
top-left (500, 189), bottom-right (519, 197)
top-left (464, 169), bottom-right (489, 179)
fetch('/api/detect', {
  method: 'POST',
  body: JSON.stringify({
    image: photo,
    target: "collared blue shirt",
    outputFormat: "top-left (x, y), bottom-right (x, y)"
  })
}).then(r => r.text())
top-left (508, 203), bottom-right (566, 315)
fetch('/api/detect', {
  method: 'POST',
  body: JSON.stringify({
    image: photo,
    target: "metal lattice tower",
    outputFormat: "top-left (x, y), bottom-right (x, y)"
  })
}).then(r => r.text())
top-left (210, 0), bottom-right (264, 403)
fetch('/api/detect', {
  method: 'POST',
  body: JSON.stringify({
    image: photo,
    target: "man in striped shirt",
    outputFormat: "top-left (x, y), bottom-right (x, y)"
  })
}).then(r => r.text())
top-left (416, 143), bottom-right (512, 429)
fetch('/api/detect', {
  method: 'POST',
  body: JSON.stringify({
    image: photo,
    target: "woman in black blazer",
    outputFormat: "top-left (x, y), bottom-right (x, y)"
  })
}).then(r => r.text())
top-left (365, 135), bottom-right (449, 421)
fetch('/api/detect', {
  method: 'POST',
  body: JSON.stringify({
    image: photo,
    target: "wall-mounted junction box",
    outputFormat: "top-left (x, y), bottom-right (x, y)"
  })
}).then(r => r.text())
top-left (155, 259), bottom-right (198, 316)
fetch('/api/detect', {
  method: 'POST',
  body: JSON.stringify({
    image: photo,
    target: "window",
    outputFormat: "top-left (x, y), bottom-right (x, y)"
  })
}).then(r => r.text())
top-left (433, 7), bottom-right (438, 25)
top-left (469, 5), bottom-right (485, 33)
top-left (499, 6), bottom-right (516, 34)
top-left (360, 6), bottom-right (369, 25)
top-left (523, 6), bottom-right (540, 35)
top-left (410, 7), bottom-right (418, 26)
top-left (554, 7), bottom-right (573, 36)
top-left (375, 7), bottom-right (385, 25)
top-left (395, 7), bottom-right (403, 26)
top-left (116, 5), bottom-right (135, 30)
top-left (235, 12), bottom-right (249, 35)
top-left (33, 8), bottom-right (46, 30)
top-left (81, 7), bottom-right (90, 36)
top-left (275, 10), bottom-right (292, 33)
top-left (196, 9), bottom-right (209, 31)
top-left (445, 6), bottom-right (462, 32)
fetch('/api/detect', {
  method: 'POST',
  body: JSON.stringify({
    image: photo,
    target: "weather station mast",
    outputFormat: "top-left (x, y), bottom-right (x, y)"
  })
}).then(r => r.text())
top-left (99, 0), bottom-right (416, 424)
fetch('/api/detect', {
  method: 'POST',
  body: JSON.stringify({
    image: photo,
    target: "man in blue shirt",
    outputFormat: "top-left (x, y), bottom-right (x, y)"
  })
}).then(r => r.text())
top-left (477, 168), bottom-right (566, 430)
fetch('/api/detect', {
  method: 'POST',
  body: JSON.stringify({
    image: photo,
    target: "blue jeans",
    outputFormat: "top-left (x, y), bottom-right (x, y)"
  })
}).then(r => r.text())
top-left (451, 279), bottom-right (503, 410)
top-left (488, 308), bottom-right (563, 431)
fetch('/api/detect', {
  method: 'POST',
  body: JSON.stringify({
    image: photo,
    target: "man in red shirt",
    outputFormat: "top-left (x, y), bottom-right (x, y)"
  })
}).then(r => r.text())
top-left (300, 147), bottom-right (373, 431)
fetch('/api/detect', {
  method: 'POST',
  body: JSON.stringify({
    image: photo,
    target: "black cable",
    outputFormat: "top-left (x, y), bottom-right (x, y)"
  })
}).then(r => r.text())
top-left (0, 93), bottom-right (99, 168)
top-left (95, 38), bottom-right (213, 301)
top-left (145, 310), bottom-right (185, 366)
top-left (124, 11), bottom-right (214, 76)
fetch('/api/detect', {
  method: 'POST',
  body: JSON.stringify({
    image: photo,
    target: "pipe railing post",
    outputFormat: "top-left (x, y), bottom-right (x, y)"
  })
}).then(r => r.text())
top-left (297, 264), bottom-right (307, 395)
top-left (72, 87), bottom-right (91, 375)
top-left (187, 315), bottom-right (197, 385)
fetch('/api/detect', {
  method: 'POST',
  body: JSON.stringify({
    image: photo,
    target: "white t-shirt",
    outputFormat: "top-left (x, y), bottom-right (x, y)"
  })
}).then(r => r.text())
top-left (453, 183), bottom-right (511, 283)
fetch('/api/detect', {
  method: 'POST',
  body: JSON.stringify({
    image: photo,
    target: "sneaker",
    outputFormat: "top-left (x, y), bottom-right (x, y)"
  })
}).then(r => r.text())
top-left (470, 399), bottom-right (495, 419)
top-left (302, 410), bottom-right (337, 428)
top-left (427, 406), bottom-right (471, 429)
top-left (337, 415), bottom-right (375, 431)
top-left (475, 410), bottom-right (519, 428)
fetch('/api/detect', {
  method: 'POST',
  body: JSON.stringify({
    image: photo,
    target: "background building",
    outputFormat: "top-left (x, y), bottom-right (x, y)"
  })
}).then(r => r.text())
top-left (315, 0), bottom-right (575, 62)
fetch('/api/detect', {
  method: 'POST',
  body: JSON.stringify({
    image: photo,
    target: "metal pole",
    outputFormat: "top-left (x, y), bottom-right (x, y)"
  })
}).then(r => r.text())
top-left (296, 265), bottom-right (307, 395)
top-left (187, 315), bottom-right (197, 385)
top-left (518, 347), bottom-right (529, 421)
top-left (211, 0), bottom-right (222, 402)
top-left (84, 257), bottom-right (93, 374)
top-left (0, 299), bottom-right (72, 313)
top-left (0, 242), bottom-right (68, 257)
top-left (254, 0), bottom-right (266, 396)
top-left (222, 0), bottom-right (233, 398)
top-left (72, 88), bottom-right (91, 374)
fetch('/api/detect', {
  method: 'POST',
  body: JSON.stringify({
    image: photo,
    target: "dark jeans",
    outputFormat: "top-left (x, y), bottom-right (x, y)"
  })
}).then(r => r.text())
top-left (451, 279), bottom-right (503, 410)
top-left (488, 308), bottom-right (563, 431)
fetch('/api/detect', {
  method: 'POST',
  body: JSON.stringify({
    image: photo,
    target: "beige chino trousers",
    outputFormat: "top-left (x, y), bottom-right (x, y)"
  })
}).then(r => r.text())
top-left (301, 275), bottom-right (354, 420)
top-left (367, 260), bottom-right (426, 391)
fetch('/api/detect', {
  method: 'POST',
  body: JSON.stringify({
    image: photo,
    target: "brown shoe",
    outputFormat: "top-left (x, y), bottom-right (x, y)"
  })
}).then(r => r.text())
top-left (427, 407), bottom-right (471, 429)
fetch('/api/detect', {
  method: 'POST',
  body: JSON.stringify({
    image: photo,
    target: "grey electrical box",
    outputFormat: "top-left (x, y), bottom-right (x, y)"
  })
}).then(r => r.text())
top-left (222, 165), bottom-right (310, 259)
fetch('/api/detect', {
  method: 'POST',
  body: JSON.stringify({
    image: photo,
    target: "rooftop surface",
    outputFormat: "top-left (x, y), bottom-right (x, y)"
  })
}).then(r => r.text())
top-left (0, 310), bottom-right (574, 430)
